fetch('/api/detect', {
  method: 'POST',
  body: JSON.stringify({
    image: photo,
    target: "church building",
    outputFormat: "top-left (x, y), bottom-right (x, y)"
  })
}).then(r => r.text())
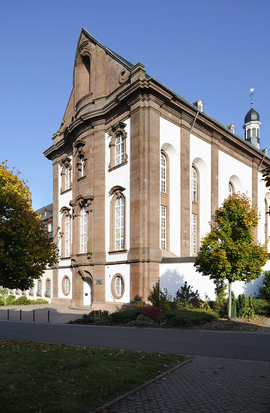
top-left (44, 28), bottom-right (270, 309)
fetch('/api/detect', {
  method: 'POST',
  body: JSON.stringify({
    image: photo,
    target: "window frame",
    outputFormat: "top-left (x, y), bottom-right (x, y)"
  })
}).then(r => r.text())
top-left (108, 122), bottom-right (128, 171)
top-left (109, 186), bottom-right (127, 253)
top-left (111, 273), bottom-right (125, 299)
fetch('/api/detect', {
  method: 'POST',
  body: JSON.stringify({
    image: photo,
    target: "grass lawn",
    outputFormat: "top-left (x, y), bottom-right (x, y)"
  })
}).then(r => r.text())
top-left (0, 339), bottom-right (184, 413)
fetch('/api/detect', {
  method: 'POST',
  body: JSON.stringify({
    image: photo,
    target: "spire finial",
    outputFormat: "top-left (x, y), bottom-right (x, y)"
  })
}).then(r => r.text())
top-left (249, 88), bottom-right (254, 108)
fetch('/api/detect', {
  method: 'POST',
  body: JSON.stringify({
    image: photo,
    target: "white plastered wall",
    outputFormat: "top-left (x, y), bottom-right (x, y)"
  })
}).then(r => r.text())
top-left (105, 264), bottom-right (130, 303)
top-left (160, 117), bottom-right (180, 256)
top-left (105, 118), bottom-right (131, 262)
top-left (160, 259), bottom-right (270, 301)
top-left (218, 151), bottom-right (252, 205)
top-left (190, 134), bottom-right (211, 245)
top-left (58, 267), bottom-right (73, 300)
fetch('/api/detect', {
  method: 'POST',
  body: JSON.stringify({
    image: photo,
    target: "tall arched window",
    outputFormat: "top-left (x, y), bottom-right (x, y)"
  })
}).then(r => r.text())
top-left (109, 186), bottom-right (126, 253)
top-left (161, 153), bottom-right (166, 192)
top-left (191, 164), bottom-right (199, 255)
top-left (65, 214), bottom-right (71, 257)
top-left (160, 205), bottom-right (166, 250)
top-left (191, 167), bottom-right (197, 202)
top-left (80, 206), bottom-right (87, 253)
top-left (115, 197), bottom-right (125, 250)
top-left (116, 134), bottom-right (124, 166)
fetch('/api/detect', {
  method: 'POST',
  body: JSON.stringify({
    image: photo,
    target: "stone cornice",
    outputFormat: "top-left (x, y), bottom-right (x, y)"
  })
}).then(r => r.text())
top-left (44, 76), bottom-right (270, 168)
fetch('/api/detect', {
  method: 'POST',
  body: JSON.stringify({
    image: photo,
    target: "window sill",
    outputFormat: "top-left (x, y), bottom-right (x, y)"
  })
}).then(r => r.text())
top-left (108, 161), bottom-right (128, 172)
top-left (60, 187), bottom-right (72, 195)
top-left (108, 249), bottom-right (128, 255)
top-left (78, 176), bottom-right (86, 182)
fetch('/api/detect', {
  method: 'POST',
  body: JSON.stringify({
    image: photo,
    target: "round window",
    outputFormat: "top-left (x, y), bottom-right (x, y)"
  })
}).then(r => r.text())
top-left (62, 275), bottom-right (71, 296)
top-left (111, 273), bottom-right (125, 299)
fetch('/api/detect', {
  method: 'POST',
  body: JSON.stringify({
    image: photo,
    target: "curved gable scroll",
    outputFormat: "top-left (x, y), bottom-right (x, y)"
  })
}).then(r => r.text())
top-left (70, 195), bottom-right (94, 217)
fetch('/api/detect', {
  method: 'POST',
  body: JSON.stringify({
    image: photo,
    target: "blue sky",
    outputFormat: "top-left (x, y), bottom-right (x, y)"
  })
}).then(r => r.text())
top-left (1, 0), bottom-right (269, 210)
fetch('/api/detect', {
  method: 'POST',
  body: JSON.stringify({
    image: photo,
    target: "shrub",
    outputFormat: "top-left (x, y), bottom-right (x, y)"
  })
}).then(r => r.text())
top-left (110, 309), bottom-right (139, 324)
top-left (82, 310), bottom-right (110, 325)
top-left (6, 295), bottom-right (16, 305)
top-left (213, 298), bottom-right (227, 317)
top-left (0, 299), bottom-right (4, 306)
top-left (237, 294), bottom-right (247, 317)
top-left (244, 296), bottom-right (255, 320)
top-left (261, 271), bottom-right (270, 301)
top-left (227, 292), bottom-right (237, 318)
top-left (138, 307), bottom-right (162, 322)
top-left (163, 308), bottom-right (219, 327)
top-left (253, 298), bottom-right (270, 315)
top-left (175, 282), bottom-right (200, 304)
top-left (128, 318), bottom-right (155, 327)
top-left (32, 299), bottom-right (49, 304)
top-left (13, 296), bottom-right (31, 305)
top-left (148, 285), bottom-right (171, 312)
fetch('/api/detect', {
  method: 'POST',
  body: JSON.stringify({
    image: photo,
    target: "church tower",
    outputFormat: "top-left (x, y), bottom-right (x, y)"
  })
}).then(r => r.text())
top-left (243, 94), bottom-right (261, 149)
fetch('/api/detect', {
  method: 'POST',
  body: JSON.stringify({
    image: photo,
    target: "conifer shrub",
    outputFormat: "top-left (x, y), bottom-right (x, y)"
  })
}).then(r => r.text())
top-left (244, 296), bottom-right (255, 320)
top-left (212, 298), bottom-right (227, 317)
top-left (261, 271), bottom-right (270, 301)
top-left (148, 285), bottom-right (171, 312)
top-left (237, 294), bottom-right (247, 317)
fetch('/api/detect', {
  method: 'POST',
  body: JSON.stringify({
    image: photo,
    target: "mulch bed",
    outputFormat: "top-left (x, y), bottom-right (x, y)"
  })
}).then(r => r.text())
top-left (192, 315), bottom-right (270, 332)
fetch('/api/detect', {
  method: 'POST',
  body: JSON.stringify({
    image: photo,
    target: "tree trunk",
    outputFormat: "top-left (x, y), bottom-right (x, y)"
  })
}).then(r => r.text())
top-left (228, 281), bottom-right (232, 321)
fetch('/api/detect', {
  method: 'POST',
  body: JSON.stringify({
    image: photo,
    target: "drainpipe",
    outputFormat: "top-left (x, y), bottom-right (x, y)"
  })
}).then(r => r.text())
top-left (190, 110), bottom-right (200, 135)
top-left (258, 149), bottom-right (268, 172)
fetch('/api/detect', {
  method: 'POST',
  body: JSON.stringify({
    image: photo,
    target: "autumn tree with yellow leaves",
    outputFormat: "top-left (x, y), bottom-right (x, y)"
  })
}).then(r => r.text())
top-left (194, 193), bottom-right (268, 320)
top-left (0, 162), bottom-right (58, 290)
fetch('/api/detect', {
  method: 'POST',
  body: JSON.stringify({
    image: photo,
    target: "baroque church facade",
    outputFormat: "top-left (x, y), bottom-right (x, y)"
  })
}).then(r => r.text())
top-left (44, 29), bottom-right (270, 309)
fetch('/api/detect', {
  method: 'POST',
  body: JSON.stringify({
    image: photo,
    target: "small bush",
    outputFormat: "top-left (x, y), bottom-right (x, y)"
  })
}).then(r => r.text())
top-left (0, 299), bottom-right (4, 306)
top-left (138, 307), bottom-right (162, 322)
top-left (261, 271), bottom-right (270, 301)
top-left (13, 296), bottom-right (31, 305)
top-left (213, 298), bottom-right (227, 317)
top-left (148, 285), bottom-right (171, 312)
top-left (31, 299), bottom-right (49, 305)
top-left (128, 318), bottom-right (155, 327)
top-left (253, 298), bottom-right (270, 316)
top-left (163, 308), bottom-right (218, 327)
top-left (6, 295), bottom-right (16, 305)
top-left (110, 309), bottom-right (139, 324)
top-left (237, 294), bottom-right (247, 317)
top-left (175, 282), bottom-right (200, 304)
top-left (245, 296), bottom-right (255, 320)
top-left (81, 310), bottom-right (110, 325)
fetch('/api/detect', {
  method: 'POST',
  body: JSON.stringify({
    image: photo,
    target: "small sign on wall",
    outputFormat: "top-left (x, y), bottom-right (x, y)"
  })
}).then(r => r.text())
top-left (95, 279), bottom-right (103, 285)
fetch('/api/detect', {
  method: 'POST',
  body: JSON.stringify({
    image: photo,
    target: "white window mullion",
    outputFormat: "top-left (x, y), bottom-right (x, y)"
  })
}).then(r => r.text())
top-left (160, 205), bottom-right (166, 250)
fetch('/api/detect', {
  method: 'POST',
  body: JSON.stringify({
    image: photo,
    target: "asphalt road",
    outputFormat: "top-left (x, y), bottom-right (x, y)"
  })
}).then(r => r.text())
top-left (0, 321), bottom-right (269, 361)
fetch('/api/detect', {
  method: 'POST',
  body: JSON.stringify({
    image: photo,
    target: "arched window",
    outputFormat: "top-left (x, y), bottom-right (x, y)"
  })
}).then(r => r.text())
top-left (108, 122), bottom-right (128, 171)
top-left (65, 167), bottom-right (70, 190)
top-left (45, 279), bottom-right (51, 297)
top-left (191, 164), bottom-right (200, 255)
top-left (80, 206), bottom-right (87, 253)
top-left (228, 182), bottom-right (233, 197)
top-left (65, 214), bottom-right (71, 257)
top-left (191, 167), bottom-right (197, 202)
top-left (161, 154), bottom-right (166, 192)
top-left (160, 205), bottom-right (166, 250)
top-left (116, 134), bottom-right (124, 166)
top-left (109, 186), bottom-right (126, 253)
top-left (115, 197), bottom-right (125, 250)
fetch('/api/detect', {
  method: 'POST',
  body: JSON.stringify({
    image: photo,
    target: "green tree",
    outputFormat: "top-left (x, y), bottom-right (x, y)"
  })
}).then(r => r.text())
top-left (0, 162), bottom-right (58, 290)
top-left (194, 193), bottom-right (268, 320)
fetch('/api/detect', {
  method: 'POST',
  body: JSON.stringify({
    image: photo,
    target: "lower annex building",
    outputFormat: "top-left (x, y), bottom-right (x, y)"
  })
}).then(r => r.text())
top-left (44, 29), bottom-right (270, 309)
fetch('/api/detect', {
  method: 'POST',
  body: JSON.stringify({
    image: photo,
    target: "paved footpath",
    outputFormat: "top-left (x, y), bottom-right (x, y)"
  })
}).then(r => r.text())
top-left (93, 356), bottom-right (270, 413)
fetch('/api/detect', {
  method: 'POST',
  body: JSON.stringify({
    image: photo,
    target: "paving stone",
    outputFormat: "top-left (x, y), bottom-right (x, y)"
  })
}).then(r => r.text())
top-left (95, 356), bottom-right (270, 413)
